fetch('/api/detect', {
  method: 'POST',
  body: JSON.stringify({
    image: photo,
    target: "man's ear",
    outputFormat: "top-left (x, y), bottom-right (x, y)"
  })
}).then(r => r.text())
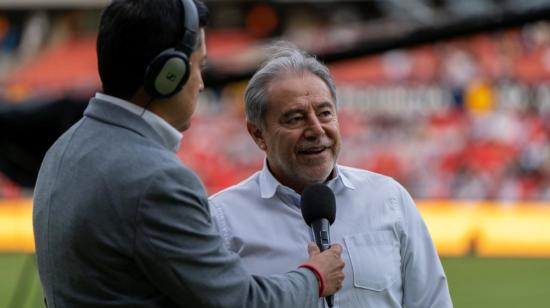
top-left (247, 122), bottom-right (267, 151)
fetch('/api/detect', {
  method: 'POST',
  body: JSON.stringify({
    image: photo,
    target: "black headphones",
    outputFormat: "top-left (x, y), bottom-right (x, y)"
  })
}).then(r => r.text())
top-left (144, 0), bottom-right (199, 98)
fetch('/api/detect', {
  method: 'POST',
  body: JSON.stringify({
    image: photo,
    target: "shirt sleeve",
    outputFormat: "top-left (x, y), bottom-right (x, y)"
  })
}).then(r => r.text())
top-left (133, 164), bottom-right (320, 308)
top-left (396, 182), bottom-right (454, 308)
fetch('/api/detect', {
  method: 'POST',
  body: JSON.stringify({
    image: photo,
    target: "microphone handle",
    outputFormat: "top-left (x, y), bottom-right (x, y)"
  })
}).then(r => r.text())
top-left (310, 219), bottom-right (331, 251)
top-left (310, 219), bottom-right (334, 307)
top-left (326, 296), bottom-right (334, 307)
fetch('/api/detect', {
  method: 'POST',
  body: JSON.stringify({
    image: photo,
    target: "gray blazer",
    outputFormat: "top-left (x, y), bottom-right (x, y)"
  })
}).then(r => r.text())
top-left (33, 98), bottom-right (319, 307)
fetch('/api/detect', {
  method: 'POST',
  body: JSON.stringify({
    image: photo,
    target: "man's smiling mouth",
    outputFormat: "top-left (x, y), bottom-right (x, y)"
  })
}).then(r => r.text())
top-left (299, 147), bottom-right (328, 155)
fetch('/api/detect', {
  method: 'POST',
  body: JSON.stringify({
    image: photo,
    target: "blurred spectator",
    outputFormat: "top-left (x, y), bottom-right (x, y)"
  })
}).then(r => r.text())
top-left (0, 15), bottom-right (20, 80)
top-left (19, 12), bottom-right (49, 58)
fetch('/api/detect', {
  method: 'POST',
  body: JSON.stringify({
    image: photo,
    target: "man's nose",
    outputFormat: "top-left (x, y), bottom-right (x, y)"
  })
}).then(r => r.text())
top-left (304, 115), bottom-right (324, 138)
top-left (198, 79), bottom-right (204, 92)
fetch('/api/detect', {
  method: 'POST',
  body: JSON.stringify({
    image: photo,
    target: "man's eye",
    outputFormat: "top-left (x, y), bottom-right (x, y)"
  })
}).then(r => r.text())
top-left (287, 117), bottom-right (302, 124)
top-left (319, 110), bottom-right (333, 118)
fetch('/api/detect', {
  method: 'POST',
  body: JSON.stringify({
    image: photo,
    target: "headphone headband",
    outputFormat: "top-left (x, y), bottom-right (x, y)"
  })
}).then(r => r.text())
top-left (178, 0), bottom-right (199, 56)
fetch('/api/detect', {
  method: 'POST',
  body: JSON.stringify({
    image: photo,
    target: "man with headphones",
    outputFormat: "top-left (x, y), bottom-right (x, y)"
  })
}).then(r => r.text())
top-left (32, 1), bottom-right (344, 307)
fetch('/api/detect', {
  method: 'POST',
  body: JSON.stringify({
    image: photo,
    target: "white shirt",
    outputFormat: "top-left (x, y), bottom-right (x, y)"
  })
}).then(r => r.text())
top-left (209, 161), bottom-right (453, 308)
top-left (95, 92), bottom-right (182, 152)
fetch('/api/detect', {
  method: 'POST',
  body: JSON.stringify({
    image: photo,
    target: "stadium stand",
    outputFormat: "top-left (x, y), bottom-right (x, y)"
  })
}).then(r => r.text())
top-left (1, 1), bottom-right (550, 201)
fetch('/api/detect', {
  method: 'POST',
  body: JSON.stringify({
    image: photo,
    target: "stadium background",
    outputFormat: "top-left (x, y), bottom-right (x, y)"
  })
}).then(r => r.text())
top-left (1, 0), bottom-right (550, 307)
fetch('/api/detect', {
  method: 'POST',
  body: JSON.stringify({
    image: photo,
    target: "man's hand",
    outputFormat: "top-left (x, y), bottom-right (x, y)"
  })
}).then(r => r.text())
top-left (302, 242), bottom-right (345, 297)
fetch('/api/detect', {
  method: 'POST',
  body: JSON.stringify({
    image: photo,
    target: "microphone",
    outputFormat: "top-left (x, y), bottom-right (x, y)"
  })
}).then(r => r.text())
top-left (300, 183), bottom-right (336, 308)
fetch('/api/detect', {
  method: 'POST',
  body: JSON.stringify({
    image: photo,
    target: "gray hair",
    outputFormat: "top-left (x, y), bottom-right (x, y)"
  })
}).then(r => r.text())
top-left (244, 43), bottom-right (338, 128)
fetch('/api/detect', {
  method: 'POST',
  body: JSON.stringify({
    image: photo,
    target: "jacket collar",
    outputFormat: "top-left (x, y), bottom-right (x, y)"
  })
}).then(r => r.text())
top-left (84, 97), bottom-right (172, 151)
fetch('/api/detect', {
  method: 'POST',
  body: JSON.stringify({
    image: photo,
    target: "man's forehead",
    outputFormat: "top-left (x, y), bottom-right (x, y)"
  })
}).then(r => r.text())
top-left (281, 100), bottom-right (335, 111)
top-left (267, 77), bottom-right (332, 102)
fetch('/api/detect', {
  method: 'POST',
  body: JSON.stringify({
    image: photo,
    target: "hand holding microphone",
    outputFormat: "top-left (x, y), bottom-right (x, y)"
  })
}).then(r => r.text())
top-left (303, 242), bottom-right (344, 298)
top-left (300, 183), bottom-right (342, 307)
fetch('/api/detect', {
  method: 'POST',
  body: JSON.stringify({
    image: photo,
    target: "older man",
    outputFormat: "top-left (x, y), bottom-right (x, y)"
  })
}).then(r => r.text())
top-left (209, 44), bottom-right (453, 308)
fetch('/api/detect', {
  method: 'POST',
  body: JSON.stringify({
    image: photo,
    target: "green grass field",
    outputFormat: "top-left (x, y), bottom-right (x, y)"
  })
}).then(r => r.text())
top-left (1, 254), bottom-right (549, 308)
top-left (0, 254), bottom-right (43, 308)
top-left (444, 257), bottom-right (550, 308)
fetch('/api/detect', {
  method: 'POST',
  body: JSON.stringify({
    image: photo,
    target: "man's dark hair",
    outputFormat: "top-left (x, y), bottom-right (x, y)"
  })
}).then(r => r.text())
top-left (97, 0), bottom-right (209, 99)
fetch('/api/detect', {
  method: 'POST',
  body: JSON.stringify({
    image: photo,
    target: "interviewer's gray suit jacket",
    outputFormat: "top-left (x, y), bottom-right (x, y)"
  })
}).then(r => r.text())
top-left (33, 98), bottom-right (319, 307)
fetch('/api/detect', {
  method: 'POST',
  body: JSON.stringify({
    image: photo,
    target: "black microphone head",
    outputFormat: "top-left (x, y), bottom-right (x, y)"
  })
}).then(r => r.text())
top-left (300, 183), bottom-right (336, 226)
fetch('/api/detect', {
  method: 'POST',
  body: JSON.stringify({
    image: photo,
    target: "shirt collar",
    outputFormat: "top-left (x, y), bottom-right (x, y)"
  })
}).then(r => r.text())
top-left (95, 92), bottom-right (182, 152)
top-left (258, 158), bottom-right (355, 200)
top-left (258, 159), bottom-right (280, 199)
top-left (327, 165), bottom-right (356, 191)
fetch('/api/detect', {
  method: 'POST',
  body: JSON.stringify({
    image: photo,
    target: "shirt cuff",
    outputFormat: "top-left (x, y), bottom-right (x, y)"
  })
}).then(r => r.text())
top-left (299, 263), bottom-right (325, 297)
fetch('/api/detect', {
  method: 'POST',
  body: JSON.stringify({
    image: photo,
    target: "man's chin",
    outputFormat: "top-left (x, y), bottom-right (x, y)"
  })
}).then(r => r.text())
top-left (297, 167), bottom-right (334, 184)
top-left (178, 121), bottom-right (191, 132)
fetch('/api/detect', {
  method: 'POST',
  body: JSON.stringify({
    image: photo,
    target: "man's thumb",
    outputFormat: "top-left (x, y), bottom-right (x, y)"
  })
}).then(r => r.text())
top-left (307, 242), bottom-right (320, 257)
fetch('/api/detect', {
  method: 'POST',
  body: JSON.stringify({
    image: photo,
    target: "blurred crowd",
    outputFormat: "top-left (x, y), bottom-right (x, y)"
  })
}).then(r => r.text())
top-left (177, 104), bottom-right (550, 201)
top-left (2, 7), bottom-right (550, 201)
top-left (180, 24), bottom-right (550, 201)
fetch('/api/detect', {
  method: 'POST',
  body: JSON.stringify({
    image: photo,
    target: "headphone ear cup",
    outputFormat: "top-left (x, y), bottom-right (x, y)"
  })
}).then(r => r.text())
top-left (144, 48), bottom-right (190, 98)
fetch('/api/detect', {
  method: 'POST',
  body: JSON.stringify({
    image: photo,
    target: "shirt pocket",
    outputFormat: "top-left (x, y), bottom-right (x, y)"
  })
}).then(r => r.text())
top-left (344, 230), bottom-right (400, 291)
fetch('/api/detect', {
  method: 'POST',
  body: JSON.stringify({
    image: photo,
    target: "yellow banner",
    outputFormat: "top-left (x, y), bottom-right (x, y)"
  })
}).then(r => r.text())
top-left (2, 199), bottom-right (550, 256)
